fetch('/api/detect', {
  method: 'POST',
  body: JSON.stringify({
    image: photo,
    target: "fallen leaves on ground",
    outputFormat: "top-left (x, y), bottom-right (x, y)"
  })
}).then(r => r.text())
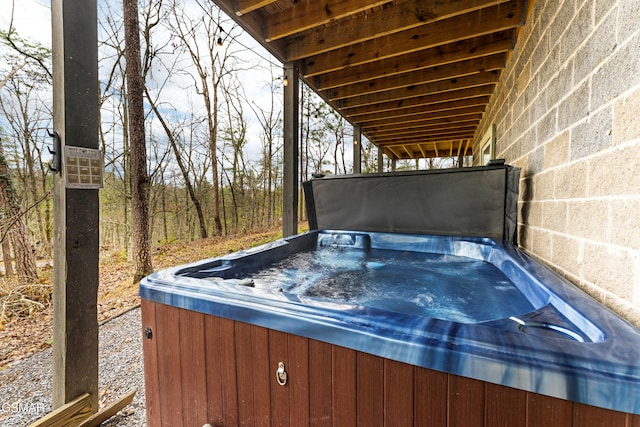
top-left (0, 225), bottom-right (289, 368)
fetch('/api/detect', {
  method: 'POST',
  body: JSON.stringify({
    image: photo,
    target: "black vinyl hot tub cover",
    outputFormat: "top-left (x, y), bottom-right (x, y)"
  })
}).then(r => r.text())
top-left (303, 163), bottom-right (520, 244)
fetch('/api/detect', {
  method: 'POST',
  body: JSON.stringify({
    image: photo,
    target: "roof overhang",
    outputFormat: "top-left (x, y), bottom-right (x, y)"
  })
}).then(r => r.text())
top-left (212, 0), bottom-right (529, 160)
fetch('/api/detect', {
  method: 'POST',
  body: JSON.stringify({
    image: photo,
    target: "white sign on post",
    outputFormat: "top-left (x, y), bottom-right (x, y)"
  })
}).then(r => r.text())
top-left (64, 146), bottom-right (104, 189)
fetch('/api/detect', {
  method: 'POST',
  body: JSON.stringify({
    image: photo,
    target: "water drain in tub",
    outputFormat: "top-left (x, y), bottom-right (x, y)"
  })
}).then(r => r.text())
top-left (509, 316), bottom-right (585, 342)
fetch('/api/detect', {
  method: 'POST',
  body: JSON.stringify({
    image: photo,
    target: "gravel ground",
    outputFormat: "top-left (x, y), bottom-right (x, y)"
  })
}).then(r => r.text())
top-left (0, 307), bottom-right (146, 426)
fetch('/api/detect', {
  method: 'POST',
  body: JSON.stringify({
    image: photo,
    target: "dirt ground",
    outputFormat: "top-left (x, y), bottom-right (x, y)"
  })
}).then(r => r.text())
top-left (0, 227), bottom-right (284, 369)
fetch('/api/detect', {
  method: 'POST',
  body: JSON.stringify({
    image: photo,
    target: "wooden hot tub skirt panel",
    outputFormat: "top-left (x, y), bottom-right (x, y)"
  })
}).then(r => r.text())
top-left (141, 300), bottom-right (640, 427)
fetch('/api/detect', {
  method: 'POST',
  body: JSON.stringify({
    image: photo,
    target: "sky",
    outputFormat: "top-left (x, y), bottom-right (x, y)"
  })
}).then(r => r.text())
top-left (1, 0), bottom-right (357, 175)
top-left (0, 0), bottom-right (51, 45)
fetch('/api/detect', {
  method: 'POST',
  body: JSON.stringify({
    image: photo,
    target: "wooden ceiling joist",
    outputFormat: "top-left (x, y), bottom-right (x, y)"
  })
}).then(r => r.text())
top-left (315, 31), bottom-right (514, 91)
top-left (302, 0), bottom-right (525, 77)
top-left (336, 72), bottom-right (500, 109)
top-left (286, 0), bottom-right (509, 61)
top-left (343, 86), bottom-right (494, 117)
top-left (211, 0), bottom-right (530, 159)
top-left (352, 97), bottom-right (490, 124)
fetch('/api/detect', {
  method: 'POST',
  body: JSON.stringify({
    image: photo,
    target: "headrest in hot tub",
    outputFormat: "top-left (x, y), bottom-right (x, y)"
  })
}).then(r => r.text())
top-left (303, 163), bottom-right (520, 243)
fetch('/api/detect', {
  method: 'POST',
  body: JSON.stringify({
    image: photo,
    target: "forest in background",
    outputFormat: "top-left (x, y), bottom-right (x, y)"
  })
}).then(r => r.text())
top-left (0, 0), bottom-right (461, 324)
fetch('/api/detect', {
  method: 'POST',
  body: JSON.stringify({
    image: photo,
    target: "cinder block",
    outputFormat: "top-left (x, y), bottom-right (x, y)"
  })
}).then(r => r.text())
top-left (554, 160), bottom-right (587, 199)
top-left (618, 0), bottom-right (640, 44)
top-left (532, 228), bottom-right (553, 261)
top-left (544, 131), bottom-right (570, 169)
top-left (610, 199), bottom-right (640, 250)
top-left (613, 87), bottom-right (640, 145)
top-left (582, 242), bottom-right (636, 301)
top-left (573, 9), bottom-right (617, 85)
top-left (570, 106), bottom-right (613, 161)
top-left (589, 143), bottom-right (640, 197)
top-left (592, 33), bottom-right (640, 109)
top-left (543, 201), bottom-right (568, 233)
top-left (567, 199), bottom-right (609, 242)
top-left (552, 233), bottom-right (582, 274)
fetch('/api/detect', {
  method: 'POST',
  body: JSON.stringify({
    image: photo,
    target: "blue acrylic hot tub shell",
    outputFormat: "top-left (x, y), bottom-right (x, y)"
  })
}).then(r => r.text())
top-left (140, 230), bottom-right (640, 415)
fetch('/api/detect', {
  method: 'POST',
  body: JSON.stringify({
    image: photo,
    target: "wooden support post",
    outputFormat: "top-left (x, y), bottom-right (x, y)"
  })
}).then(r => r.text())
top-left (353, 125), bottom-right (361, 174)
top-left (283, 62), bottom-right (299, 237)
top-left (51, 0), bottom-right (99, 413)
top-left (377, 146), bottom-right (384, 173)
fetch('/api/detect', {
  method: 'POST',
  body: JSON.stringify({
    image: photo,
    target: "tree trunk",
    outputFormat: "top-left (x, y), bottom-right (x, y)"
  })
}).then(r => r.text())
top-left (0, 141), bottom-right (37, 282)
top-left (145, 89), bottom-right (208, 239)
top-left (124, 0), bottom-right (153, 282)
top-left (1, 230), bottom-right (13, 277)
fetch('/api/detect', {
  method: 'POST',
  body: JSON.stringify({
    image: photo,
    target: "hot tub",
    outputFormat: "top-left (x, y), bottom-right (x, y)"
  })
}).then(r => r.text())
top-left (140, 166), bottom-right (640, 426)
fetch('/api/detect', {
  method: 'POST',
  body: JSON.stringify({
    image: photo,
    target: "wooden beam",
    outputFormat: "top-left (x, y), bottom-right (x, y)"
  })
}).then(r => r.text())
top-left (78, 391), bottom-right (136, 426)
top-left (287, 0), bottom-right (508, 60)
top-left (377, 132), bottom-right (477, 145)
top-left (360, 105), bottom-right (485, 127)
top-left (52, 0), bottom-right (99, 414)
top-left (343, 86), bottom-right (494, 117)
top-left (283, 62), bottom-right (299, 237)
top-left (265, 0), bottom-right (391, 42)
top-left (350, 97), bottom-right (490, 124)
top-left (235, 0), bottom-right (279, 16)
top-left (302, 0), bottom-right (526, 77)
top-left (315, 31), bottom-right (514, 91)
top-left (365, 120), bottom-right (481, 137)
top-left (29, 393), bottom-right (91, 427)
top-left (370, 126), bottom-right (479, 142)
top-left (336, 71), bottom-right (499, 109)
top-left (326, 54), bottom-right (505, 101)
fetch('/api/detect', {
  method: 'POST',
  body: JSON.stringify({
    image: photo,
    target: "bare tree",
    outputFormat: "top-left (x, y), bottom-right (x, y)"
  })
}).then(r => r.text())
top-left (123, 0), bottom-right (152, 282)
top-left (0, 140), bottom-right (37, 282)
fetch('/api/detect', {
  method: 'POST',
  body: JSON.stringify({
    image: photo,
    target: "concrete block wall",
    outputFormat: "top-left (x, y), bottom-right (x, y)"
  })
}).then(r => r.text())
top-left (474, 0), bottom-right (640, 326)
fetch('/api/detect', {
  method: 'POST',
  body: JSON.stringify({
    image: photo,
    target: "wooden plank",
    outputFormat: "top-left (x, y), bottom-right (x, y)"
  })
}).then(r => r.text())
top-left (235, 0), bottom-right (279, 16)
top-left (251, 325), bottom-right (271, 427)
top-left (384, 359), bottom-right (414, 426)
top-left (155, 304), bottom-right (182, 426)
top-left (316, 31), bottom-right (514, 91)
top-left (302, 0), bottom-right (526, 77)
top-left (265, 0), bottom-right (391, 42)
top-left (78, 391), bottom-right (136, 427)
top-left (235, 321), bottom-right (257, 424)
top-left (356, 352), bottom-right (384, 426)
top-left (361, 105), bottom-right (485, 128)
top-left (219, 318), bottom-right (239, 425)
top-left (287, 0), bottom-right (509, 61)
top-left (269, 329), bottom-right (290, 426)
top-left (29, 393), bottom-right (91, 427)
top-left (327, 54), bottom-right (505, 101)
top-left (367, 124), bottom-right (479, 140)
top-left (288, 334), bottom-right (310, 425)
top-left (631, 412), bottom-right (640, 427)
top-left (179, 309), bottom-right (207, 426)
top-left (483, 383), bottom-right (526, 427)
top-left (332, 346), bottom-right (357, 426)
top-left (526, 393), bottom-right (573, 426)
top-left (51, 0), bottom-right (99, 414)
top-left (413, 367), bottom-right (447, 425)
top-left (344, 86), bottom-right (495, 117)
top-left (573, 402), bottom-right (628, 427)
top-left (204, 315), bottom-right (224, 426)
top-left (309, 340), bottom-right (332, 427)
top-left (336, 72), bottom-right (499, 109)
top-left (352, 97), bottom-right (490, 124)
top-left (140, 300), bottom-right (161, 426)
top-left (448, 375), bottom-right (485, 426)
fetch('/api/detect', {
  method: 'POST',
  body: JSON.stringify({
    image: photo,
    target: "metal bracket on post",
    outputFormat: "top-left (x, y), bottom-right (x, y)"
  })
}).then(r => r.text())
top-left (47, 129), bottom-right (61, 173)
